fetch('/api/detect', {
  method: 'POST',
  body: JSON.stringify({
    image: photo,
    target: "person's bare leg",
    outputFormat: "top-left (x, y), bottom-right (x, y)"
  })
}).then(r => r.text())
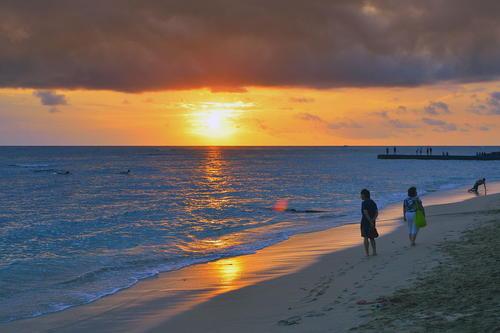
top-left (364, 238), bottom-right (370, 256)
top-left (370, 238), bottom-right (377, 256)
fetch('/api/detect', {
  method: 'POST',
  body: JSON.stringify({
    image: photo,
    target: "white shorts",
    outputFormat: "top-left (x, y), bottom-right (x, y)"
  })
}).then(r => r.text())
top-left (405, 211), bottom-right (418, 235)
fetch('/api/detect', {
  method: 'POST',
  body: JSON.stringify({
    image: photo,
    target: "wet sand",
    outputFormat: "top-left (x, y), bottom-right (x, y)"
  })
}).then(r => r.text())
top-left (2, 185), bottom-right (498, 333)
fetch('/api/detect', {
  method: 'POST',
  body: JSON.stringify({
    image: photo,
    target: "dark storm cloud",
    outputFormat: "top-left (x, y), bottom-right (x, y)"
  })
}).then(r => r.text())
top-left (1, 0), bottom-right (499, 92)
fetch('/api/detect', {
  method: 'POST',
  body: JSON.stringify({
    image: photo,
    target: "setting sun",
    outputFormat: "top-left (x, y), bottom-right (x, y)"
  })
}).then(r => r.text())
top-left (196, 109), bottom-right (234, 138)
top-left (185, 101), bottom-right (253, 141)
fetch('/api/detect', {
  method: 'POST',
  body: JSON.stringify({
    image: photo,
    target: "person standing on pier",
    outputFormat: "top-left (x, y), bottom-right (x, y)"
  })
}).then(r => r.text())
top-left (386, 148), bottom-right (389, 155)
top-left (393, 147), bottom-right (397, 154)
top-left (430, 147), bottom-right (433, 155)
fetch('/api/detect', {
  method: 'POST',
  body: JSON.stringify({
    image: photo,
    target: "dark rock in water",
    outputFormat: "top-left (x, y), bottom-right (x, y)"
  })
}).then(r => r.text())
top-left (33, 169), bottom-right (57, 173)
top-left (286, 208), bottom-right (327, 213)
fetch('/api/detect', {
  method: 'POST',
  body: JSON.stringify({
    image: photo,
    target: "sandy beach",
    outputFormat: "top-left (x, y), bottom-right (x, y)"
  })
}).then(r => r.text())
top-left (2, 186), bottom-right (499, 333)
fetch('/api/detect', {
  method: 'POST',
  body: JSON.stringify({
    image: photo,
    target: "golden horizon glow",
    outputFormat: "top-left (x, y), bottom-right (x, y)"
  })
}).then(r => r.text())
top-left (0, 83), bottom-right (499, 146)
top-left (184, 101), bottom-right (253, 141)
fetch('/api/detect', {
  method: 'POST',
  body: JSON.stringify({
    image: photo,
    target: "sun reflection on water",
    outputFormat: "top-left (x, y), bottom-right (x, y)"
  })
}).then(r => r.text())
top-left (185, 147), bottom-right (234, 214)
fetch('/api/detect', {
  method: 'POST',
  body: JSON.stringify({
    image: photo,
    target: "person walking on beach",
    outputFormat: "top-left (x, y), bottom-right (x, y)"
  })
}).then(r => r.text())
top-left (403, 187), bottom-right (424, 246)
top-left (360, 189), bottom-right (378, 256)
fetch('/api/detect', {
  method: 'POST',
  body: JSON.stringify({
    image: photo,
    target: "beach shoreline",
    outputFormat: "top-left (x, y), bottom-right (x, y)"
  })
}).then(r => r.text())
top-left (2, 183), bottom-right (499, 332)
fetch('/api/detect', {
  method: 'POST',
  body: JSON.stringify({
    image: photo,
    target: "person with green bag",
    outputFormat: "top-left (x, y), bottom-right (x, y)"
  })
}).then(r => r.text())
top-left (403, 186), bottom-right (425, 246)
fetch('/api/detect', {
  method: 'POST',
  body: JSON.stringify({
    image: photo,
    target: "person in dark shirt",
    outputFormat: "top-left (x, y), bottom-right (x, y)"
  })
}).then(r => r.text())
top-left (468, 178), bottom-right (486, 194)
top-left (360, 189), bottom-right (379, 256)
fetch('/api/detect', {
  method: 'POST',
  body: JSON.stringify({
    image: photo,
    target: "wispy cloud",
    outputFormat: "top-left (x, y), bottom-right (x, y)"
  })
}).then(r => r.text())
top-left (488, 92), bottom-right (500, 115)
top-left (387, 119), bottom-right (417, 129)
top-left (424, 101), bottom-right (451, 115)
top-left (372, 108), bottom-right (417, 129)
top-left (469, 91), bottom-right (500, 115)
top-left (422, 117), bottom-right (457, 132)
top-left (328, 120), bottom-right (362, 129)
top-left (296, 112), bottom-right (324, 122)
top-left (290, 97), bottom-right (315, 103)
top-left (33, 90), bottom-right (67, 113)
top-left (297, 112), bottom-right (362, 130)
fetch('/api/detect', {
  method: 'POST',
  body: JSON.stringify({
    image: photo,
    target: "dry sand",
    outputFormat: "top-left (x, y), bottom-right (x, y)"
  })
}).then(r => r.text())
top-left (2, 188), bottom-right (498, 333)
top-left (352, 214), bottom-right (500, 333)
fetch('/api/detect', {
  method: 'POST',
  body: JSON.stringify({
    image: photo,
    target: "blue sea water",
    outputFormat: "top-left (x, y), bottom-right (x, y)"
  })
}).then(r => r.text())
top-left (0, 146), bottom-right (498, 322)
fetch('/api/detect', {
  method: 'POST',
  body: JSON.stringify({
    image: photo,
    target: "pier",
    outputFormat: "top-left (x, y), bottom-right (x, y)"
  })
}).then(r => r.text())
top-left (378, 152), bottom-right (500, 161)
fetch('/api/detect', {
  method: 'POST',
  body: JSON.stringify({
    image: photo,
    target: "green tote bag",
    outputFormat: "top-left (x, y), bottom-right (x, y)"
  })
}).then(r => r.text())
top-left (415, 201), bottom-right (427, 228)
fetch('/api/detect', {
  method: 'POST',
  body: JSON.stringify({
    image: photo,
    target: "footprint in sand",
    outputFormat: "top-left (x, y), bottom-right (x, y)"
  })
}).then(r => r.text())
top-left (304, 311), bottom-right (326, 318)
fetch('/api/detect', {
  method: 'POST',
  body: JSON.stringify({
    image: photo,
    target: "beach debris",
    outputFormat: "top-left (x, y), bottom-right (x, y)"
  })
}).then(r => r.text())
top-left (278, 315), bottom-right (302, 326)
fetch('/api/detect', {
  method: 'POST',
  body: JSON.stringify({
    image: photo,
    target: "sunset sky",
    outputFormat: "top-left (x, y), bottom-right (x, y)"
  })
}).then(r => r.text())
top-left (0, 0), bottom-right (499, 145)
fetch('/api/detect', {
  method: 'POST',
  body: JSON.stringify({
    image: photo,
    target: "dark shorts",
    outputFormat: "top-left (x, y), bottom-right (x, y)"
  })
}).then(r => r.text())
top-left (361, 222), bottom-right (379, 238)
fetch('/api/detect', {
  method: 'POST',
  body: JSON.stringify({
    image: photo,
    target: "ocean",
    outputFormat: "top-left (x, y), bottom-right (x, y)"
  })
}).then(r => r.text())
top-left (0, 146), bottom-right (498, 322)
